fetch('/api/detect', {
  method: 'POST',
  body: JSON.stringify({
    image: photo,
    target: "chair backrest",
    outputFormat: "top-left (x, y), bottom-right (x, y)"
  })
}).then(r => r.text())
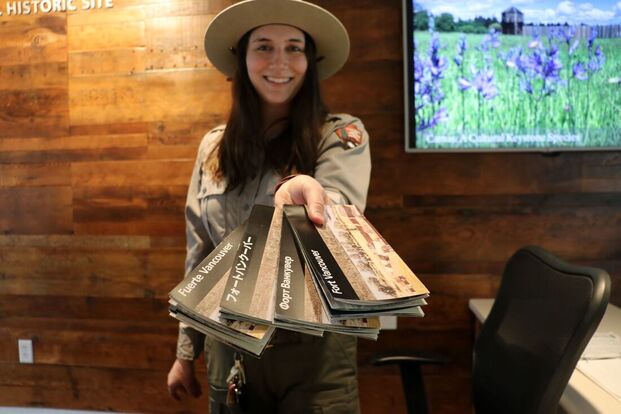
top-left (472, 246), bottom-right (610, 414)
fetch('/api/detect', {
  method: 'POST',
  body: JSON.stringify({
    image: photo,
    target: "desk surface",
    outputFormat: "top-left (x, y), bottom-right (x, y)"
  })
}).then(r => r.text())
top-left (469, 299), bottom-right (621, 414)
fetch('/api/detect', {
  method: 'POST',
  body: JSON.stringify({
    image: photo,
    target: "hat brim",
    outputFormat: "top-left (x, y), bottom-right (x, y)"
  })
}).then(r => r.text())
top-left (204, 0), bottom-right (350, 80)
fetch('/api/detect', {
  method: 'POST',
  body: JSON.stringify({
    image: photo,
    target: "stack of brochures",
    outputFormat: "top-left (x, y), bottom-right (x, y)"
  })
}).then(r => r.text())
top-left (169, 204), bottom-right (429, 357)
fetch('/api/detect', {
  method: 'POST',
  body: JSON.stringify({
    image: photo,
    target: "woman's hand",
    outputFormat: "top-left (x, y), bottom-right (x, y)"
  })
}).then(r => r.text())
top-left (167, 358), bottom-right (202, 401)
top-left (274, 175), bottom-right (328, 225)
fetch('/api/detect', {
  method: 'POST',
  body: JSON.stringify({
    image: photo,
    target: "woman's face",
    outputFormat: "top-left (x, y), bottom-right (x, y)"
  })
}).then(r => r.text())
top-left (246, 24), bottom-right (308, 109)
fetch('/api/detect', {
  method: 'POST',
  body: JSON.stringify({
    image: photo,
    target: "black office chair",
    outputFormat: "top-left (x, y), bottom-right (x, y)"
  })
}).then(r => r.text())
top-left (371, 246), bottom-right (611, 414)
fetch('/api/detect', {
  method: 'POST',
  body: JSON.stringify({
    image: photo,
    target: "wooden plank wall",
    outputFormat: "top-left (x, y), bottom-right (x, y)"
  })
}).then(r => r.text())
top-left (0, 1), bottom-right (619, 413)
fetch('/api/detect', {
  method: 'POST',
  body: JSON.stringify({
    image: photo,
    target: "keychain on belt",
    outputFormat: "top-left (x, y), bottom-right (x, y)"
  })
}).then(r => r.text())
top-left (226, 352), bottom-right (246, 410)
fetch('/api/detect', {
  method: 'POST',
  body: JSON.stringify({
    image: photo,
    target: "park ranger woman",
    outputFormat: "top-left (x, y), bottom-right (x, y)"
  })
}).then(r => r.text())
top-left (167, 1), bottom-right (371, 412)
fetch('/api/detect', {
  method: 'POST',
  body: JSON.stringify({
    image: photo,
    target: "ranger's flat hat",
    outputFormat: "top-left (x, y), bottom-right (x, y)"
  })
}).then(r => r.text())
top-left (204, 0), bottom-right (350, 80)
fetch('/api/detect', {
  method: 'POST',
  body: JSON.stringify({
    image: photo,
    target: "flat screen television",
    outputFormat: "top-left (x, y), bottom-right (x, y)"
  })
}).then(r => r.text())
top-left (405, 0), bottom-right (621, 152)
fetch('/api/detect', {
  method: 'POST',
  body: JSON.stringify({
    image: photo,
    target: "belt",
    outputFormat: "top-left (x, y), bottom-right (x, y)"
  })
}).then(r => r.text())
top-left (267, 328), bottom-right (320, 347)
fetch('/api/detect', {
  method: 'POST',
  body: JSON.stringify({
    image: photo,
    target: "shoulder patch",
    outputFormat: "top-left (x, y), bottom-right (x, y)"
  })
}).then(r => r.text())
top-left (335, 123), bottom-right (363, 149)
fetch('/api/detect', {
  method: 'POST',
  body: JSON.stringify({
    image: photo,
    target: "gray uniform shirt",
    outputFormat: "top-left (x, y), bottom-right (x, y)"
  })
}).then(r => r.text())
top-left (176, 113), bottom-right (371, 360)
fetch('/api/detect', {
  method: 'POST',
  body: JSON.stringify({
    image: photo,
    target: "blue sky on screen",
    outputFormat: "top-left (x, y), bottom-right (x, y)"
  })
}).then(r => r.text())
top-left (415, 0), bottom-right (621, 25)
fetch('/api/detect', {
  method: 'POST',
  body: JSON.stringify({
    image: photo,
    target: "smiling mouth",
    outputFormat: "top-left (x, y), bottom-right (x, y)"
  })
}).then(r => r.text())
top-left (265, 76), bottom-right (293, 84)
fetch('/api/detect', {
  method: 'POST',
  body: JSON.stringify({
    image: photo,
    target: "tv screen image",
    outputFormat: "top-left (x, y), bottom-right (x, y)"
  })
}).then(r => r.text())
top-left (406, 0), bottom-right (621, 151)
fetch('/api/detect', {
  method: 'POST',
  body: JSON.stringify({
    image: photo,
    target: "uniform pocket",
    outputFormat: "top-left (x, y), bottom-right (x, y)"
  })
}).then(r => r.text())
top-left (330, 332), bottom-right (358, 370)
top-left (207, 340), bottom-right (236, 388)
top-left (196, 171), bottom-right (227, 240)
top-left (209, 384), bottom-right (239, 414)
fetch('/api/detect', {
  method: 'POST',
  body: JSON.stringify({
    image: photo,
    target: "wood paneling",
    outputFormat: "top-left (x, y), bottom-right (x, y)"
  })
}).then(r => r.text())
top-left (0, 62), bottom-right (67, 90)
top-left (0, 88), bottom-right (70, 138)
top-left (0, 163), bottom-right (71, 187)
top-left (0, 363), bottom-right (210, 412)
top-left (0, 317), bottom-right (176, 368)
top-left (0, 246), bottom-right (184, 297)
top-left (67, 20), bottom-right (145, 50)
top-left (0, 0), bottom-right (619, 413)
top-left (68, 70), bottom-right (230, 125)
top-left (0, 15), bottom-right (67, 66)
top-left (0, 294), bottom-right (166, 320)
top-left (69, 48), bottom-right (147, 76)
top-left (0, 187), bottom-right (73, 234)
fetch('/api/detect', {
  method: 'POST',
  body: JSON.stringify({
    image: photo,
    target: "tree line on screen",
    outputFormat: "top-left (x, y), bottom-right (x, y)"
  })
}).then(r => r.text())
top-left (414, 4), bottom-right (584, 35)
top-left (414, 6), bottom-right (500, 34)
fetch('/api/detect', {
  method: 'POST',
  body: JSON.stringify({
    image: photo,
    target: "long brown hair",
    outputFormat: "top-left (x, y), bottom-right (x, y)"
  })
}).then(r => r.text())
top-left (211, 29), bottom-right (329, 191)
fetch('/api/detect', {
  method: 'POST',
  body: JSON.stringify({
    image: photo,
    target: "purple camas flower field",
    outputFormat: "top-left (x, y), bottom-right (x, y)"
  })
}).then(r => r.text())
top-left (413, 28), bottom-right (621, 149)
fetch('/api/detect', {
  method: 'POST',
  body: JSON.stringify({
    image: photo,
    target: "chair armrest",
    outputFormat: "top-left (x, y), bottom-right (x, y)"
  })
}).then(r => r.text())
top-left (370, 350), bottom-right (449, 367)
top-left (370, 350), bottom-right (448, 414)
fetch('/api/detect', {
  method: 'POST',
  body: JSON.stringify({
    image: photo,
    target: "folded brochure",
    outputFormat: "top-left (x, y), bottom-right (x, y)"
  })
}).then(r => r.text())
top-left (168, 222), bottom-right (275, 357)
top-left (283, 204), bottom-right (428, 317)
top-left (274, 214), bottom-right (381, 339)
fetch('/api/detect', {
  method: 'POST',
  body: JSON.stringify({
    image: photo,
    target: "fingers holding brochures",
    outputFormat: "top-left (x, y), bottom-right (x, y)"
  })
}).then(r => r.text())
top-left (274, 174), bottom-right (329, 226)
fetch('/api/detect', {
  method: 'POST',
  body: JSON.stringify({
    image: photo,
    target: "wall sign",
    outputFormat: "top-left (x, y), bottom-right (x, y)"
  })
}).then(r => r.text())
top-left (0, 0), bottom-right (114, 16)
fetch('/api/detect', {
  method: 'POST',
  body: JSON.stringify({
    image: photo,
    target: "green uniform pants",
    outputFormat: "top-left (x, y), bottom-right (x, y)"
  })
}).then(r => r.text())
top-left (206, 331), bottom-right (360, 414)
